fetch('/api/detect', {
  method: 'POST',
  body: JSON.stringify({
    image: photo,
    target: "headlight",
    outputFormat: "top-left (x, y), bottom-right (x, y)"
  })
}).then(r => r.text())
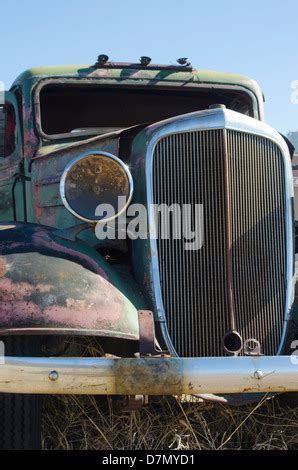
top-left (60, 151), bottom-right (133, 222)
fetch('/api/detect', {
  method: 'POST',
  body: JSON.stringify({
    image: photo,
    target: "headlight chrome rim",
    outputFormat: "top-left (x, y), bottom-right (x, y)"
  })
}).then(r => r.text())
top-left (60, 151), bottom-right (134, 223)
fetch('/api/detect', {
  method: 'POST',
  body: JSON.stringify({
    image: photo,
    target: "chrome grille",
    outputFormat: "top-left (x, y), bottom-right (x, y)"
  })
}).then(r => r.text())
top-left (152, 129), bottom-right (286, 357)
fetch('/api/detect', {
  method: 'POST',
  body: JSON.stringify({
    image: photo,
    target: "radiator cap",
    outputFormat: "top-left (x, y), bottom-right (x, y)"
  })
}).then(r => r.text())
top-left (209, 104), bottom-right (226, 109)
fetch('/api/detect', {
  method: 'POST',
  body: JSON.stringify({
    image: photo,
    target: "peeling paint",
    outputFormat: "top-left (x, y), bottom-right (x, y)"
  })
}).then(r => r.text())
top-left (0, 223), bottom-right (140, 339)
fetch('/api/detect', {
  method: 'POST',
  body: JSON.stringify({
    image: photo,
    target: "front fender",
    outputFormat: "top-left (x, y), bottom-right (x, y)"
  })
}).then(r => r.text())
top-left (0, 222), bottom-right (141, 340)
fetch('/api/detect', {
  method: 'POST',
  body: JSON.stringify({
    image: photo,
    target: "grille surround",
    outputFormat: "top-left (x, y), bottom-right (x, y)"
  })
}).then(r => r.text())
top-left (144, 108), bottom-right (294, 358)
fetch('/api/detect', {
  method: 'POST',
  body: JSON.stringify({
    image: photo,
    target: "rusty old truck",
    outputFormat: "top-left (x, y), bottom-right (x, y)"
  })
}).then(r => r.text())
top-left (0, 56), bottom-right (297, 449)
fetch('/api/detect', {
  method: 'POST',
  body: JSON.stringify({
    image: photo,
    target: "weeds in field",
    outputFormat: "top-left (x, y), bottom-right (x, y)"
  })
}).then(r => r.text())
top-left (42, 394), bottom-right (298, 450)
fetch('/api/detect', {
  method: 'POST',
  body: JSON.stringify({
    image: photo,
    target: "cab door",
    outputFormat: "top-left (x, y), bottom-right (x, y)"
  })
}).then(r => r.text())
top-left (0, 91), bottom-right (25, 222)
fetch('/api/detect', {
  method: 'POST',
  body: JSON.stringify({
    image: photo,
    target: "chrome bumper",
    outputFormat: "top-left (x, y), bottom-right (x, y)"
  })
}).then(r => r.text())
top-left (0, 356), bottom-right (298, 395)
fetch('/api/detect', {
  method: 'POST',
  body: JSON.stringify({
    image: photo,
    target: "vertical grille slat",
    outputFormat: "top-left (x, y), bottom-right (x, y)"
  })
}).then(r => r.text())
top-left (152, 129), bottom-right (286, 357)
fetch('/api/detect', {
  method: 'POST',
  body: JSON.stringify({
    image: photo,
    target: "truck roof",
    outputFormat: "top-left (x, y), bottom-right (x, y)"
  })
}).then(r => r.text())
top-left (11, 63), bottom-right (263, 99)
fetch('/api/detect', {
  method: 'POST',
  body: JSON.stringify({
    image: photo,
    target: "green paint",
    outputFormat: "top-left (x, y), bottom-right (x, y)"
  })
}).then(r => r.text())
top-left (12, 64), bottom-right (263, 100)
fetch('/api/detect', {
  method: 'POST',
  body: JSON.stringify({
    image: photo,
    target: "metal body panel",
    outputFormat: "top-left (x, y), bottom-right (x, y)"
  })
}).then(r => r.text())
top-left (0, 223), bottom-right (140, 339)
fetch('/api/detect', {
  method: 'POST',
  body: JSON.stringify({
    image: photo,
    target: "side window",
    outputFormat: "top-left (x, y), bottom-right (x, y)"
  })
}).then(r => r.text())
top-left (0, 103), bottom-right (17, 159)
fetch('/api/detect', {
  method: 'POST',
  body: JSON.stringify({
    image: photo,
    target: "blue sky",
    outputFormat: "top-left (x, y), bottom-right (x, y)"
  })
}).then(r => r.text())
top-left (1, 0), bottom-right (297, 134)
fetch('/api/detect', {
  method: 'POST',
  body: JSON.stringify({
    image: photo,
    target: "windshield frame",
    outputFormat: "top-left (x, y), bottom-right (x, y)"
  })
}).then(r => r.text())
top-left (33, 77), bottom-right (261, 141)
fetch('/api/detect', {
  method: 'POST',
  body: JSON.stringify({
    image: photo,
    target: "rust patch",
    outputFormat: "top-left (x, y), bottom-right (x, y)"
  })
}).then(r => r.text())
top-left (143, 272), bottom-right (149, 287)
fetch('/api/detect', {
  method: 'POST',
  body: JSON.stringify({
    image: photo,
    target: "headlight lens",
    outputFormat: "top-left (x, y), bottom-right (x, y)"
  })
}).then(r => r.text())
top-left (60, 152), bottom-right (133, 222)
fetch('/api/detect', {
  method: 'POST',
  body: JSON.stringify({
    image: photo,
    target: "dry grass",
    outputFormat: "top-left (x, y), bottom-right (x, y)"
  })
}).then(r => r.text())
top-left (41, 337), bottom-right (298, 450)
top-left (42, 394), bottom-right (298, 450)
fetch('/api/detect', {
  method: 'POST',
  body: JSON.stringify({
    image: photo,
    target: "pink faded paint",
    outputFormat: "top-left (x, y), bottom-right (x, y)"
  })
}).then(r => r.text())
top-left (0, 301), bottom-right (41, 323)
top-left (43, 302), bottom-right (120, 329)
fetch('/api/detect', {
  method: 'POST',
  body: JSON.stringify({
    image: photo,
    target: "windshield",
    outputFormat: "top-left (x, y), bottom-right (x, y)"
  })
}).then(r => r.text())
top-left (39, 84), bottom-right (254, 139)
